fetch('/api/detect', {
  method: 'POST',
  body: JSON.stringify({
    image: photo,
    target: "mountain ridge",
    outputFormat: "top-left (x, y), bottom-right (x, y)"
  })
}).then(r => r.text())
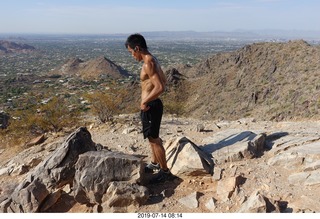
top-left (170, 40), bottom-right (320, 121)
top-left (0, 40), bottom-right (35, 54)
top-left (50, 55), bottom-right (131, 80)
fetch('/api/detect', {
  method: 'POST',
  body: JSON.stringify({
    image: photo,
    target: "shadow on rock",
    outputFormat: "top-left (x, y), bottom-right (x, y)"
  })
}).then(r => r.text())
top-left (44, 192), bottom-right (77, 212)
top-left (203, 131), bottom-right (256, 154)
top-left (143, 175), bottom-right (183, 205)
top-left (265, 132), bottom-right (289, 150)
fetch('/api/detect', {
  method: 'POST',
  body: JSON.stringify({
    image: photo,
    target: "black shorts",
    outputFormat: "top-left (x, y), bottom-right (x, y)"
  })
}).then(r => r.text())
top-left (141, 98), bottom-right (163, 139)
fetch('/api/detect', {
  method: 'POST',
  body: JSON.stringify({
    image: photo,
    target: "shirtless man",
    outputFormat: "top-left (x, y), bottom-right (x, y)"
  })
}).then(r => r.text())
top-left (125, 33), bottom-right (175, 183)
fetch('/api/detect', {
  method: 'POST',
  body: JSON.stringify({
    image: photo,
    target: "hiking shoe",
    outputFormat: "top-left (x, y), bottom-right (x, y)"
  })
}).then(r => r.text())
top-left (149, 169), bottom-right (177, 184)
top-left (144, 162), bottom-right (160, 173)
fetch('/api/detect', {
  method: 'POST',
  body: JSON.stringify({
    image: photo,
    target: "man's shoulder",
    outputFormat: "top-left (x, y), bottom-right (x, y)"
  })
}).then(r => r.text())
top-left (144, 54), bottom-right (156, 63)
top-left (143, 56), bottom-right (157, 70)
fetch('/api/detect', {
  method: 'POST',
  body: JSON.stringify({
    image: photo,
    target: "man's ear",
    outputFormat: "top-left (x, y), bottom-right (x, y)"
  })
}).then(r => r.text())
top-left (134, 46), bottom-right (139, 51)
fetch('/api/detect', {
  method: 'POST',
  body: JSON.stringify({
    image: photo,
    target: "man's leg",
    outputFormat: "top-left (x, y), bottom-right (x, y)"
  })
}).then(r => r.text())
top-left (148, 137), bottom-right (168, 171)
top-left (148, 137), bottom-right (176, 183)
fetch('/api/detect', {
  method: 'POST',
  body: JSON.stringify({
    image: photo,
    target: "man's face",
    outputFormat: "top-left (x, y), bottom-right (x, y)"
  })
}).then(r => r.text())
top-left (127, 46), bottom-right (142, 62)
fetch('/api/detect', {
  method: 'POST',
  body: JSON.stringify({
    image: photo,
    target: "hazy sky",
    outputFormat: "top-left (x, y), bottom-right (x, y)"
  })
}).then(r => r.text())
top-left (1, 0), bottom-right (319, 34)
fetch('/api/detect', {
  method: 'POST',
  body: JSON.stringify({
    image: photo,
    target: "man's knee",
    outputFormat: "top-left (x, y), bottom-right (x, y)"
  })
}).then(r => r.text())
top-left (148, 136), bottom-right (161, 144)
top-left (148, 136), bottom-right (157, 143)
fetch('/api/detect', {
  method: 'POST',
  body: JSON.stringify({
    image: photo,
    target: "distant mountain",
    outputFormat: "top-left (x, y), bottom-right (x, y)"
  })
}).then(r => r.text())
top-left (0, 40), bottom-right (35, 54)
top-left (171, 40), bottom-right (320, 121)
top-left (50, 56), bottom-right (131, 80)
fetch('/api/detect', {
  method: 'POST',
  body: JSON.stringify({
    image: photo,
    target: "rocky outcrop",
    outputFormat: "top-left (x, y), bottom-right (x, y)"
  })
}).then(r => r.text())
top-left (0, 127), bottom-right (97, 212)
top-left (165, 68), bottom-right (186, 86)
top-left (0, 126), bottom-right (149, 213)
top-left (202, 129), bottom-right (267, 163)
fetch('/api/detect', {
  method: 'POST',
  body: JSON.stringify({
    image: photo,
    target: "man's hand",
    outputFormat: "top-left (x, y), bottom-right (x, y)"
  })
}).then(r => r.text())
top-left (141, 102), bottom-right (150, 112)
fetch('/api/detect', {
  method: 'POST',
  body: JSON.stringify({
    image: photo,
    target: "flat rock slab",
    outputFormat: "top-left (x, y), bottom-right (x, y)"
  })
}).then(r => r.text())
top-left (201, 129), bottom-right (259, 163)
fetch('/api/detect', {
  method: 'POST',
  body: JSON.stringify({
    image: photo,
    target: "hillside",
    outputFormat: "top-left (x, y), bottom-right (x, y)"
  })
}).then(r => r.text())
top-left (0, 40), bottom-right (35, 54)
top-left (173, 40), bottom-right (320, 121)
top-left (50, 56), bottom-right (131, 80)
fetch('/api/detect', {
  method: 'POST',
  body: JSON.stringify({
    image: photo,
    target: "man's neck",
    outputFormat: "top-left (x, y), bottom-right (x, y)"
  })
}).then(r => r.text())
top-left (141, 50), bottom-right (151, 63)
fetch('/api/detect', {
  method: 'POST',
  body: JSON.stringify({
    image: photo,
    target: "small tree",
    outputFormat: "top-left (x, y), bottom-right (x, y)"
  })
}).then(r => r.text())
top-left (38, 96), bottom-right (80, 132)
top-left (86, 88), bottom-right (129, 123)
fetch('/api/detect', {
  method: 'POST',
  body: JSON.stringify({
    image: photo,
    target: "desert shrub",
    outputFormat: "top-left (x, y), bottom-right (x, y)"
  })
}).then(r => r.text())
top-left (36, 96), bottom-right (81, 132)
top-left (85, 87), bottom-right (131, 123)
top-left (0, 96), bottom-right (82, 148)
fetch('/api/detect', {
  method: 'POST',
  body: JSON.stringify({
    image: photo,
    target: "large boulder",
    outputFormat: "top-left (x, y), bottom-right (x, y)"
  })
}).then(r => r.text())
top-left (164, 136), bottom-right (214, 177)
top-left (0, 127), bottom-right (97, 212)
top-left (73, 150), bottom-right (146, 205)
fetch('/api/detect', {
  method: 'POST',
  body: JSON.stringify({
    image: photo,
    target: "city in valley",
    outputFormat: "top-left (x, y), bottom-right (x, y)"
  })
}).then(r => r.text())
top-left (1, 32), bottom-right (319, 113)
top-left (0, 33), bottom-right (251, 119)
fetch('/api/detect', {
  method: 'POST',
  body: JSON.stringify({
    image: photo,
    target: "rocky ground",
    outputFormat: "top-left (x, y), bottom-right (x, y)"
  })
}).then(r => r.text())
top-left (1, 114), bottom-right (320, 213)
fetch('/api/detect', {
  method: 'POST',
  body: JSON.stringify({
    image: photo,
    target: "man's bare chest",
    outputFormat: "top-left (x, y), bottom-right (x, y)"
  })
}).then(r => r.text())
top-left (140, 69), bottom-right (149, 81)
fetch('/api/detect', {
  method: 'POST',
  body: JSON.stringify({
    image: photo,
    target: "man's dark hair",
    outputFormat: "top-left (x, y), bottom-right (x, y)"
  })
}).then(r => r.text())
top-left (125, 33), bottom-right (148, 50)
